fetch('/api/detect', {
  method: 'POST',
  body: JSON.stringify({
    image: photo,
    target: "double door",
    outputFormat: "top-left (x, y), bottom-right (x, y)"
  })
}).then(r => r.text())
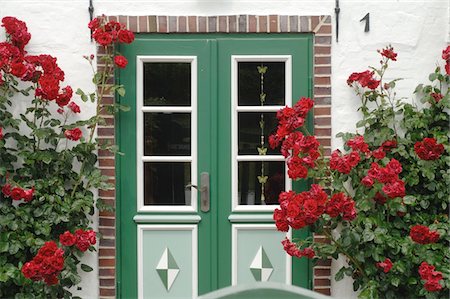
top-left (117, 34), bottom-right (312, 298)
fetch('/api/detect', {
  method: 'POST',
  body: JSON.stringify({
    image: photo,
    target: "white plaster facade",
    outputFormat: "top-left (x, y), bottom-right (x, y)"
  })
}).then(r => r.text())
top-left (0, 1), bottom-right (448, 298)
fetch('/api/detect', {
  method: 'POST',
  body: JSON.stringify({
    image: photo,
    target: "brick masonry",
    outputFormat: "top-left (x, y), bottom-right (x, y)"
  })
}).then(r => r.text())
top-left (98, 14), bottom-right (332, 298)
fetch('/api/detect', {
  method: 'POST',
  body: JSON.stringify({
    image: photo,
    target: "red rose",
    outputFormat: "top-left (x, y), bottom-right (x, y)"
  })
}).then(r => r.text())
top-left (386, 158), bottom-right (402, 175)
top-left (59, 231), bottom-right (77, 246)
top-left (430, 92), bottom-right (443, 103)
top-left (114, 55), bottom-right (128, 68)
top-left (381, 139), bottom-right (397, 151)
top-left (376, 258), bottom-right (393, 273)
top-left (372, 147), bottom-right (385, 159)
top-left (361, 176), bottom-right (374, 187)
top-left (414, 138), bottom-right (444, 160)
top-left (11, 62), bottom-right (27, 78)
top-left (380, 46), bottom-right (397, 61)
top-left (64, 128), bottom-right (82, 141)
top-left (2, 183), bottom-right (11, 197)
top-left (93, 29), bottom-right (113, 46)
top-left (382, 180), bottom-right (405, 198)
top-left (0, 127), bottom-right (3, 139)
top-left (87, 230), bottom-right (97, 245)
top-left (442, 46), bottom-right (450, 61)
top-left (424, 280), bottom-right (443, 292)
top-left (56, 86), bottom-right (73, 107)
top-left (88, 18), bottom-right (100, 30)
top-left (118, 29), bottom-right (135, 44)
top-left (38, 241), bottom-right (58, 257)
top-left (22, 187), bottom-right (34, 202)
top-left (11, 187), bottom-right (24, 200)
top-left (21, 262), bottom-right (39, 279)
top-left (301, 247), bottom-right (315, 259)
top-left (410, 225), bottom-right (440, 244)
top-left (68, 101), bottom-right (80, 113)
top-left (347, 135), bottom-right (370, 153)
top-left (419, 262), bottom-right (443, 292)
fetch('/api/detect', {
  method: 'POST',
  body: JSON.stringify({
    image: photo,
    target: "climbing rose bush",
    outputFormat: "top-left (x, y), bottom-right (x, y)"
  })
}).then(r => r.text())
top-left (272, 45), bottom-right (449, 298)
top-left (0, 16), bottom-right (132, 297)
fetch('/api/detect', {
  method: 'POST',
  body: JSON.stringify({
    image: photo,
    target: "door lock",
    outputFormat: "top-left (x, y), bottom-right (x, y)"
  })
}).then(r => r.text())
top-left (185, 172), bottom-right (210, 212)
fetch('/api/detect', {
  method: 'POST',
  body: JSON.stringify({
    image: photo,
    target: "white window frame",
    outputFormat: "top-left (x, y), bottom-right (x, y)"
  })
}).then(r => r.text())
top-left (136, 56), bottom-right (198, 212)
top-left (231, 55), bottom-right (292, 212)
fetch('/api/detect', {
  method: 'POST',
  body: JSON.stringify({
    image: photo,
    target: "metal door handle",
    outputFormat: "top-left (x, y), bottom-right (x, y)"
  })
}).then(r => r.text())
top-left (185, 172), bottom-right (210, 212)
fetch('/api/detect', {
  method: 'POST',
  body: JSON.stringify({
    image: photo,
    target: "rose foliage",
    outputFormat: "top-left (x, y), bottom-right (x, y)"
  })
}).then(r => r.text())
top-left (272, 45), bottom-right (449, 298)
top-left (0, 16), bottom-right (132, 297)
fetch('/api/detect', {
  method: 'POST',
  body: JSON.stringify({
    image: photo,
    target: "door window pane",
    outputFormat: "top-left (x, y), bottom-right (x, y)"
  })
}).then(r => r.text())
top-left (238, 112), bottom-right (280, 155)
top-left (238, 62), bottom-right (285, 106)
top-left (144, 162), bottom-right (191, 205)
top-left (144, 62), bottom-right (191, 106)
top-left (238, 161), bottom-right (285, 205)
top-left (144, 113), bottom-right (191, 156)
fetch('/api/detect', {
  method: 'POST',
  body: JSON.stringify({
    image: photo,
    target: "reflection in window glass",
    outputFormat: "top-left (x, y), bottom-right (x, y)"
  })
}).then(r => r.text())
top-left (143, 62), bottom-right (191, 106)
top-left (144, 162), bottom-right (191, 205)
top-left (238, 161), bottom-right (285, 205)
top-left (238, 112), bottom-right (279, 155)
top-left (238, 62), bottom-right (285, 106)
top-left (143, 113), bottom-right (191, 156)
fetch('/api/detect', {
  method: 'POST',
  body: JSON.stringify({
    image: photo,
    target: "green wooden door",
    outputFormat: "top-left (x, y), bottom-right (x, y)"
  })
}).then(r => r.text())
top-left (117, 35), bottom-right (313, 299)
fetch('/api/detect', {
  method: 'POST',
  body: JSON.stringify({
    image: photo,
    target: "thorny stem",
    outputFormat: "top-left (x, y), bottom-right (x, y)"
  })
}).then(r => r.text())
top-left (70, 45), bottom-right (114, 199)
top-left (322, 228), bottom-right (368, 280)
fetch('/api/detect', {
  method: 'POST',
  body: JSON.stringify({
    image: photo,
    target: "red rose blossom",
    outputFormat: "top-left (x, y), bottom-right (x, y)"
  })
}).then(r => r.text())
top-left (118, 29), bottom-right (135, 44)
top-left (379, 46), bottom-right (397, 61)
top-left (0, 127), bottom-right (3, 139)
top-left (59, 231), bottom-right (77, 246)
top-left (64, 128), bottom-right (82, 141)
top-left (68, 101), bottom-right (80, 113)
top-left (11, 187), bottom-right (24, 200)
top-left (419, 262), bottom-right (443, 292)
top-left (2, 183), bottom-right (11, 197)
top-left (114, 55), bottom-right (128, 68)
top-left (410, 225), bottom-right (440, 244)
top-left (22, 187), bottom-right (34, 202)
top-left (414, 138), bottom-right (444, 160)
top-left (430, 92), bottom-right (443, 103)
top-left (376, 258), bottom-right (393, 273)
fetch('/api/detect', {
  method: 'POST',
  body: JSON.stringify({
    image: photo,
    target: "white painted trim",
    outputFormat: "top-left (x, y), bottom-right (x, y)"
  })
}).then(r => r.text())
top-left (136, 56), bottom-right (198, 213)
top-left (228, 214), bottom-right (274, 223)
top-left (133, 214), bottom-right (201, 223)
top-left (137, 224), bottom-right (198, 299)
top-left (231, 55), bottom-right (292, 212)
top-left (231, 224), bottom-right (292, 286)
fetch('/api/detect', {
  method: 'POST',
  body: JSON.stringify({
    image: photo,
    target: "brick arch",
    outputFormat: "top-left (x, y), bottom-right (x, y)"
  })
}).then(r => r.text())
top-left (97, 14), bottom-right (332, 298)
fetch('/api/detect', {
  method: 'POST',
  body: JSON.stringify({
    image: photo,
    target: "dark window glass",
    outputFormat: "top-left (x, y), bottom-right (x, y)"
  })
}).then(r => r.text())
top-left (144, 113), bottom-right (191, 156)
top-left (144, 162), bottom-right (191, 205)
top-left (238, 62), bottom-right (285, 106)
top-left (238, 161), bottom-right (285, 205)
top-left (143, 62), bottom-right (191, 106)
top-left (238, 112), bottom-right (279, 155)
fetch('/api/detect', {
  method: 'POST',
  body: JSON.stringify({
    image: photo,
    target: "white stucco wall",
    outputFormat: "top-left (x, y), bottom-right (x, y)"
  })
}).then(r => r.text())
top-left (1, 1), bottom-right (448, 298)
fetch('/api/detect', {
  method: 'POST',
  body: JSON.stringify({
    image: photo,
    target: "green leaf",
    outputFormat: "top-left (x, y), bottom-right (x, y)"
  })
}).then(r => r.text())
top-left (0, 242), bottom-right (9, 253)
top-left (80, 264), bottom-right (93, 272)
top-left (391, 277), bottom-right (400, 287)
top-left (403, 195), bottom-right (416, 205)
top-left (116, 87), bottom-right (126, 97)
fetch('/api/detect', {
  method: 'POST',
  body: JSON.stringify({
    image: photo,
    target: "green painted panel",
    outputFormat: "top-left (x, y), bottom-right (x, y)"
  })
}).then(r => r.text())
top-left (235, 226), bottom-right (287, 284)
top-left (141, 227), bottom-right (194, 298)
